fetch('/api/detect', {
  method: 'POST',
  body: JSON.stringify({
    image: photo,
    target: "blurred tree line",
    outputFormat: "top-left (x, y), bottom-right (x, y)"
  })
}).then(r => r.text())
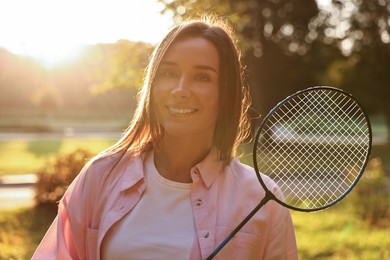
top-left (0, 0), bottom-right (389, 132)
top-left (0, 41), bottom-right (153, 129)
top-left (158, 0), bottom-right (390, 129)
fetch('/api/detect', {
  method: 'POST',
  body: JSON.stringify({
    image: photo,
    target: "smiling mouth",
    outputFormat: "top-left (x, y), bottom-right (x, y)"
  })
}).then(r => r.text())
top-left (168, 106), bottom-right (197, 114)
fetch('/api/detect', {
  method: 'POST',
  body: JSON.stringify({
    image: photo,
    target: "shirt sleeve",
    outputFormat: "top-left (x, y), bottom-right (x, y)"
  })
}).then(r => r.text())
top-left (32, 164), bottom-right (92, 260)
top-left (263, 201), bottom-right (298, 260)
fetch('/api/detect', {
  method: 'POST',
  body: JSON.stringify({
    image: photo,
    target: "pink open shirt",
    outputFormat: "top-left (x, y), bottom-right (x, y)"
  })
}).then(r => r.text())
top-left (33, 148), bottom-right (298, 259)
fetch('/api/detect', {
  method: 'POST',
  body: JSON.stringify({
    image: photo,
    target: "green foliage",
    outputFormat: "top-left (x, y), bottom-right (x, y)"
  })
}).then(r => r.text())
top-left (89, 41), bottom-right (154, 92)
top-left (0, 42), bottom-right (145, 118)
top-left (351, 157), bottom-right (390, 227)
top-left (34, 149), bottom-right (93, 208)
top-left (159, 0), bottom-right (319, 55)
top-left (0, 207), bottom-right (56, 259)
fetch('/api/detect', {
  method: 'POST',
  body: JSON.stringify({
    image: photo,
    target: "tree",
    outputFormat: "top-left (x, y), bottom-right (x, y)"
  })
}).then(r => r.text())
top-left (86, 41), bottom-right (154, 93)
top-left (318, 0), bottom-right (390, 127)
top-left (159, 0), bottom-right (390, 129)
top-left (0, 41), bottom-right (153, 130)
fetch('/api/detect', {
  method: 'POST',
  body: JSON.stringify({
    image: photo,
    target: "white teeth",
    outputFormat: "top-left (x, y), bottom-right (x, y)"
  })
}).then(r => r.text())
top-left (168, 107), bottom-right (196, 114)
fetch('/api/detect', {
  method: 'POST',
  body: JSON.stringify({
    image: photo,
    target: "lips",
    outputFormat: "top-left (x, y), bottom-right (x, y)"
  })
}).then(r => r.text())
top-left (168, 106), bottom-right (197, 114)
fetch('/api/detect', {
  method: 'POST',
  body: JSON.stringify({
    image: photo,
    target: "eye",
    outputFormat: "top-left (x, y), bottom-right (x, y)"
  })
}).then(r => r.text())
top-left (195, 73), bottom-right (211, 82)
top-left (157, 68), bottom-right (179, 79)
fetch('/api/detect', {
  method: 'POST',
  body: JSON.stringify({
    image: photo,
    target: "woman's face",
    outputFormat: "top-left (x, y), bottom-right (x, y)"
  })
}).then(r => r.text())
top-left (152, 36), bottom-right (220, 141)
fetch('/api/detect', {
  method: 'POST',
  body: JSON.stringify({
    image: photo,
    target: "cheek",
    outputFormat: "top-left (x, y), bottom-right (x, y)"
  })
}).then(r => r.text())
top-left (209, 97), bottom-right (219, 114)
top-left (205, 88), bottom-right (219, 108)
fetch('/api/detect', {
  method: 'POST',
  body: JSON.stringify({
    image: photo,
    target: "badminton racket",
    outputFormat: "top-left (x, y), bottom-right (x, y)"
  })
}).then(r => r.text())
top-left (207, 86), bottom-right (372, 259)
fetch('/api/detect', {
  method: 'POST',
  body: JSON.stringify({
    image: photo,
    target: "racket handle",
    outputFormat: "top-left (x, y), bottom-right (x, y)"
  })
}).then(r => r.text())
top-left (206, 194), bottom-right (272, 259)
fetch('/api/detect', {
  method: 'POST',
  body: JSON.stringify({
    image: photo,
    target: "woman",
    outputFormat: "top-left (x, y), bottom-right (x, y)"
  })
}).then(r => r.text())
top-left (33, 17), bottom-right (297, 260)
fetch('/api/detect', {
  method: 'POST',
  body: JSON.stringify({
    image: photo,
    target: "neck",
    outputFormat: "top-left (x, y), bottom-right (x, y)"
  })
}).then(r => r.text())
top-left (154, 134), bottom-right (213, 183)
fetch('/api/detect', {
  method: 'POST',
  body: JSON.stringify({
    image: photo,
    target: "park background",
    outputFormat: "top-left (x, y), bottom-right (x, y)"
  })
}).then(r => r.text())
top-left (0, 0), bottom-right (389, 259)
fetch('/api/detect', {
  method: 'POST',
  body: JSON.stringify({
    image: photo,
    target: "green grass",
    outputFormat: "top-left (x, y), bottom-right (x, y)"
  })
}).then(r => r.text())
top-left (0, 137), bottom-right (118, 175)
top-left (292, 200), bottom-right (390, 259)
top-left (0, 200), bottom-right (388, 259)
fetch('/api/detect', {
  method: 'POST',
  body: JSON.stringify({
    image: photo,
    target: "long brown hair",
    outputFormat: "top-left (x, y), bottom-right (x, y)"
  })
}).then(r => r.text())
top-left (101, 17), bottom-right (251, 165)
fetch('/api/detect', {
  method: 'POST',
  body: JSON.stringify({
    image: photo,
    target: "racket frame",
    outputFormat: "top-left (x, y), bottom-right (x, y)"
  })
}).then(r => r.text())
top-left (253, 86), bottom-right (373, 212)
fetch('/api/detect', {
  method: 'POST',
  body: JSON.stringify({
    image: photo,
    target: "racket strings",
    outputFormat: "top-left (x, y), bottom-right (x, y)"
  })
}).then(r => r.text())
top-left (256, 89), bottom-right (370, 210)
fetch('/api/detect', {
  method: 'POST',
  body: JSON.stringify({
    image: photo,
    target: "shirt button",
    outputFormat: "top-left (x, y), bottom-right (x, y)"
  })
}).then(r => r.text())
top-left (196, 199), bottom-right (202, 206)
top-left (203, 232), bottom-right (210, 238)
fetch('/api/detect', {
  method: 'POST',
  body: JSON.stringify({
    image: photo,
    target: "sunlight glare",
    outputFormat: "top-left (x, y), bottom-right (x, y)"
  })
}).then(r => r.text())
top-left (316, 0), bottom-right (332, 7)
top-left (0, 0), bottom-right (173, 67)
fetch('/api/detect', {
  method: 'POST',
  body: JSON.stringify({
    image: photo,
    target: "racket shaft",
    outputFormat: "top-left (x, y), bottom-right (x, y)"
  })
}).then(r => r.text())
top-left (206, 193), bottom-right (273, 259)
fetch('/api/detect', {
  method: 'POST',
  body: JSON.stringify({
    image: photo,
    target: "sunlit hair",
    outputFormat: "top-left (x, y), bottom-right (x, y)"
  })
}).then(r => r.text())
top-left (102, 16), bottom-right (251, 165)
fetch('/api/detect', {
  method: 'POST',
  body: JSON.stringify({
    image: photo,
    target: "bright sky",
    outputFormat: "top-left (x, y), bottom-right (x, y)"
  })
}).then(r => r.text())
top-left (0, 0), bottom-right (332, 67)
top-left (0, 0), bottom-right (173, 66)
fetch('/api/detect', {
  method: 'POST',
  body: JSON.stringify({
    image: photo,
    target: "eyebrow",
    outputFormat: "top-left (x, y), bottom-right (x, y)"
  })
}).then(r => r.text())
top-left (160, 61), bottom-right (219, 74)
top-left (195, 65), bottom-right (219, 74)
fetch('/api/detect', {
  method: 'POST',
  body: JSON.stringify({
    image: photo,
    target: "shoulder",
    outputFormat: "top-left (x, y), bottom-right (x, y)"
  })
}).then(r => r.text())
top-left (223, 158), bottom-right (264, 198)
top-left (228, 158), bottom-right (280, 192)
top-left (63, 151), bottom-right (141, 202)
top-left (88, 151), bottom-right (128, 172)
top-left (224, 158), bottom-right (293, 221)
top-left (85, 151), bottom-right (141, 178)
top-left (224, 158), bottom-right (284, 205)
top-left (84, 151), bottom-right (144, 189)
top-left (227, 158), bottom-right (258, 184)
top-left (217, 158), bottom-right (290, 227)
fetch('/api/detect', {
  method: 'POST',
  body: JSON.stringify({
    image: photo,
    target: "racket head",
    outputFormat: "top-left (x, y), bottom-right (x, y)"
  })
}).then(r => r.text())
top-left (253, 86), bottom-right (372, 212)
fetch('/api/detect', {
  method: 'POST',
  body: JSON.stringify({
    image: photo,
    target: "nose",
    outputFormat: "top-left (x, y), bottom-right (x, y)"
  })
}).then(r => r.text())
top-left (171, 76), bottom-right (191, 98)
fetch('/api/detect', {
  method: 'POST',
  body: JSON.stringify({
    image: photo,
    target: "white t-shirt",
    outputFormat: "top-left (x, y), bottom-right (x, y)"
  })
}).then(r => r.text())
top-left (101, 151), bottom-right (196, 260)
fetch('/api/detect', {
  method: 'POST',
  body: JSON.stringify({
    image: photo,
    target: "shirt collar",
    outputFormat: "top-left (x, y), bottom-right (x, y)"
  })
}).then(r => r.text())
top-left (193, 147), bottom-right (224, 189)
top-left (119, 148), bottom-right (224, 191)
top-left (120, 153), bottom-right (145, 192)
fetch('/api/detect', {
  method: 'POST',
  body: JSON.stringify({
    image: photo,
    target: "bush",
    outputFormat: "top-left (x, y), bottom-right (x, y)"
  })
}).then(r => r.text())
top-left (352, 157), bottom-right (390, 227)
top-left (34, 149), bottom-right (94, 209)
